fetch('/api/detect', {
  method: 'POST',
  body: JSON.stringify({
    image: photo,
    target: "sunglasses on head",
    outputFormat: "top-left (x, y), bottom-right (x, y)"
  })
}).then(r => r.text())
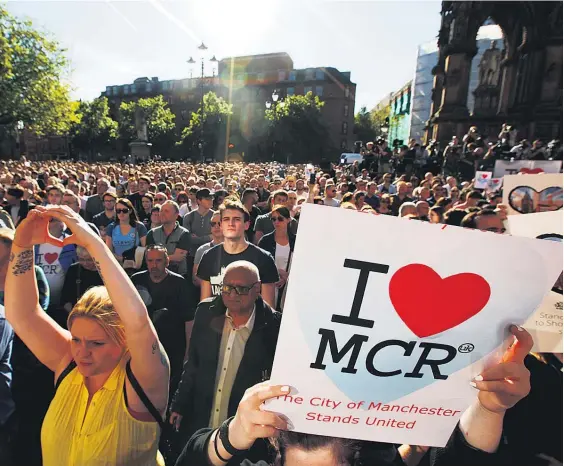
top-left (221, 283), bottom-right (258, 296)
top-left (116, 208), bottom-right (130, 214)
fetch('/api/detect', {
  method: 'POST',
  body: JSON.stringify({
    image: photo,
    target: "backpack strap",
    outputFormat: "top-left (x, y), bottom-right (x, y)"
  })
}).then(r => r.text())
top-left (124, 360), bottom-right (165, 430)
top-left (55, 360), bottom-right (77, 391)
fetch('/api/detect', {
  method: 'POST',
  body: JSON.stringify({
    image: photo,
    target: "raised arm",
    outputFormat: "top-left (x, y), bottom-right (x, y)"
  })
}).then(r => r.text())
top-left (46, 206), bottom-right (169, 408)
top-left (5, 209), bottom-right (71, 372)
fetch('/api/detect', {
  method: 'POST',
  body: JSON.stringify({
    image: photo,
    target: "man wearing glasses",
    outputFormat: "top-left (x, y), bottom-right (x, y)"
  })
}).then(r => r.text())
top-left (92, 192), bottom-right (117, 238)
top-left (170, 260), bottom-right (280, 459)
top-left (322, 184), bottom-right (341, 207)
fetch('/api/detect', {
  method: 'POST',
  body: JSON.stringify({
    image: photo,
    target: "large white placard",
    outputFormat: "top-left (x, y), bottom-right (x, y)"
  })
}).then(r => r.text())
top-left (506, 211), bottom-right (563, 352)
top-left (493, 160), bottom-right (562, 178)
top-left (268, 205), bottom-right (562, 447)
top-left (502, 174), bottom-right (563, 216)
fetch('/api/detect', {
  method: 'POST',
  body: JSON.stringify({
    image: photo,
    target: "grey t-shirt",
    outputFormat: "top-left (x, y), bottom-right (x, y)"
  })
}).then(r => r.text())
top-left (182, 209), bottom-right (213, 256)
top-left (194, 241), bottom-right (214, 266)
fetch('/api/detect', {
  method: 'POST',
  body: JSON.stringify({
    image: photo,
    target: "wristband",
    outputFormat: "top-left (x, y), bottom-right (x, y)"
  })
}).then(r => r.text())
top-left (213, 429), bottom-right (230, 463)
top-left (218, 417), bottom-right (246, 457)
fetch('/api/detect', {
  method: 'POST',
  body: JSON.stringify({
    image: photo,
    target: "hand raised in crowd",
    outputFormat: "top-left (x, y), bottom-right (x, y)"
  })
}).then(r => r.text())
top-left (494, 203), bottom-right (508, 221)
top-left (472, 324), bottom-right (532, 413)
top-left (36, 205), bottom-right (103, 249)
top-left (227, 383), bottom-right (290, 451)
top-left (13, 207), bottom-right (59, 248)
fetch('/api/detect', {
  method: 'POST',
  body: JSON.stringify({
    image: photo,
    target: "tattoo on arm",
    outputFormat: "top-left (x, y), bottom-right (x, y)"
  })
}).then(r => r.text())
top-left (10, 250), bottom-right (34, 276)
top-left (152, 339), bottom-right (169, 369)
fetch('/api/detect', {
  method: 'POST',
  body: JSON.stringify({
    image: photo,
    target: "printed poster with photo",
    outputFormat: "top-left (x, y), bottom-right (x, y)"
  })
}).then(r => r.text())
top-left (502, 174), bottom-right (563, 215)
top-left (267, 205), bottom-right (562, 447)
top-left (506, 211), bottom-right (563, 352)
top-left (493, 160), bottom-right (562, 178)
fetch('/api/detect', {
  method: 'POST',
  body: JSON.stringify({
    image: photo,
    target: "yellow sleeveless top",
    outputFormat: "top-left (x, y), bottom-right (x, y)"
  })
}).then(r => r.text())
top-left (41, 358), bottom-right (165, 466)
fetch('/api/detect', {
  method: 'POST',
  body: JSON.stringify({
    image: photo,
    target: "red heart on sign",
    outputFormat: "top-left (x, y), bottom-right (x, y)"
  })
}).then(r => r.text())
top-left (389, 264), bottom-right (491, 338)
top-left (481, 173), bottom-right (488, 179)
top-left (519, 168), bottom-right (544, 174)
top-left (44, 252), bottom-right (59, 265)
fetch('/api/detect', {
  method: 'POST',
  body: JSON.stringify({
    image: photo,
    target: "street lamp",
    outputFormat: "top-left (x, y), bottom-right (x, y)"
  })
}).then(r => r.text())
top-left (265, 90), bottom-right (285, 163)
top-left (192, 42), bottom-right (217, 163)
top-left (187, 56), bottom-right (195, 78)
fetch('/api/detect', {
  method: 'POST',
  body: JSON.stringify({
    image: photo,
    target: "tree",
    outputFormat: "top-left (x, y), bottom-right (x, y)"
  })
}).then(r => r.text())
top-left (178, 92), bottom-right (233, 160)
top-left (0, 7), bottom-right (74, 135)
top-left (353, 106), bottom-right (378, 144)
top-left (119, 96), bottom-right (176, 154)
top-left (264, 92), bottom-right (331, 164)
top-left (70, 97), bottom-right (118, 160)
top-left (372, 104), bottom-right (391, 137)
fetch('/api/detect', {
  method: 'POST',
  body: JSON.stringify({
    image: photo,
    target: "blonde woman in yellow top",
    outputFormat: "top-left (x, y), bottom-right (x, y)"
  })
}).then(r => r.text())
top-left (5, 205), bottom-right (169, 466)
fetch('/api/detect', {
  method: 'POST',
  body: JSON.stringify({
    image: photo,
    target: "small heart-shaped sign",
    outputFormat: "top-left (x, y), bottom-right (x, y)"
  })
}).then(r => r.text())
top-left (389, 264), bottom-right (491, 338)
top-left (481, 173), bottom-right (488, 179)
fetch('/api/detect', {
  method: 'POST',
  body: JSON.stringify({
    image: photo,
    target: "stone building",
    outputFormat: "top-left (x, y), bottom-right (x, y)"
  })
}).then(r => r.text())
top-left (426, 1), bottom-right (562, 144)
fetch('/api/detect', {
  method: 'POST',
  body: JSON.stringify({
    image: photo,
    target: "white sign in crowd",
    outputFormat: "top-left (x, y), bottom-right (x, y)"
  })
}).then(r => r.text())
top-left (268, 204), bottom-right (562, 447)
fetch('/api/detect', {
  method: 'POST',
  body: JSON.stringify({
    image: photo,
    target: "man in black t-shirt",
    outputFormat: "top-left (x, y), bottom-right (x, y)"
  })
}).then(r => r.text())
top-left (131, 244), bottom-right (196, 391)
top-left (127, 175), bottom-right (150, 216)
top-left (197, 199), bottom-right (279, 308)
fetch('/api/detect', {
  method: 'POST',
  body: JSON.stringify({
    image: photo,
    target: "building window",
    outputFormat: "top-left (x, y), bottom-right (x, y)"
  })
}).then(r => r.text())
top-left (289, 71), bottom-right (297, 81)
top-left (145, 83), bottom-right (152, 92)
top-left (131, 84), bottom-right (137, 94)
top-left (305, 69), bottom-right (314, 80)
top-left (344, 86), bottom-right (350, 98)
top-left (287, 87), bottom-right (295, 96)
top-left (344, 104), bottom-right (349, 117)
top-left (166, 96), bottom-right (173, 105)
top-left (341, 139), bottom-right (347, 149)
top-left (315, 70), bottom-right (325, 80)
top-left (105, 86), bottom-right (112, 95)
top-left (278, 70), bottom-right (286, 81)
top-left (113, 86), bottom-right (119, 95)
top-left (304, 86), bottom-right (312, 95)
top-left (124, 85), bottom-right (130, 95)
top-left (181, 110), bottom-right (187, 120)
top-left (183, 80), bottom-right (189, 89)
top-left (162, 81), bottom-right (168, 91)
top-left (342, 122), bottom-right (348, 135)
top-left (315, 86), bottom-right (323, 97)
top-left (257, 72), bottom-right (265, 83)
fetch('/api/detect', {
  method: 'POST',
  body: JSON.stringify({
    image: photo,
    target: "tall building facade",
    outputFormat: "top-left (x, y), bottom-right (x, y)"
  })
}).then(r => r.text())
top-left (100, 52), bottom-right (356, 161)
top-left (409, 24), bottom-right (503, 143)
top-left (388, 81), bottom-right (412, 147)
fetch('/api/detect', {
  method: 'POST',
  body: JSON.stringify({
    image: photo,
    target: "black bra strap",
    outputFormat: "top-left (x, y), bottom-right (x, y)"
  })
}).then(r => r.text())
top-left (124, 360), bottom-right (166, 430)
top-left (55, 360), bottom-right (77, 391)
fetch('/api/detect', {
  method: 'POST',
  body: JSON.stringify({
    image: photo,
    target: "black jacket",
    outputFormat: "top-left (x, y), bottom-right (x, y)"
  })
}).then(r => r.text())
top-left (2, 200), bottom-right (32, 226)
top-left (257, 231), bottom-right (296, 260)
top-left (171, 295), bottom-right (281, 440)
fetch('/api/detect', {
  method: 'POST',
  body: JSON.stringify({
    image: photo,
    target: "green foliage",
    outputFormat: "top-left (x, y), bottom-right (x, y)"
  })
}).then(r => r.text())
top-left (354, 105), bottom-right (391, 144)
top-left (119, 95), bottom-right (176, 153)
top-left (70, 97), bottom-right (117, 157)
top-left (0, 6), bottom-right (74, 135)
top-left (178, 92), bottom-right (233, 159)
top-left (264, 92), bottom-right (330, 163)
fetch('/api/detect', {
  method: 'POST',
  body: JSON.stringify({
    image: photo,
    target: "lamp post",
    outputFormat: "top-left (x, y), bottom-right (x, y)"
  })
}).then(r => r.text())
top-left (266, 90), bottom-right (285, 163)
top-left (189, 43), bottom-right (217, 163)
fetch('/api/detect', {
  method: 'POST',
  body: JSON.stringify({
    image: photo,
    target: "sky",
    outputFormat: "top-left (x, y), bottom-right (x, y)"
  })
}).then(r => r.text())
top-left (6, 0), bottom-right (443, 112)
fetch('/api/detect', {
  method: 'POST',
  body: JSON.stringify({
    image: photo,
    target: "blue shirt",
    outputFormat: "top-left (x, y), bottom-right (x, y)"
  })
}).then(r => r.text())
top-left (106, 222), bottom-right (147, 256)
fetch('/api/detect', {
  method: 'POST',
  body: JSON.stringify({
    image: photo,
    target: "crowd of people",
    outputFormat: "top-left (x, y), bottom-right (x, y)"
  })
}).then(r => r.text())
top-left (0, 124), bottom-right (560, 466)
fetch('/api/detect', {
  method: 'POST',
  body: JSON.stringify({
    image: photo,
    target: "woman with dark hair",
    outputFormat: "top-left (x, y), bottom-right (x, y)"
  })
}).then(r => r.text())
top-left (176, 191), bottom-right (190, 217)
top-left (258, 205), bottom-right (295, 312)
top-left (116, 184), bottom-right (126, 198)
top-left (214, 190), bottom-right (229, 210)
top-left (139, 193), bottom-right (154, 229)
top-left (435, 197), bottom-right (453, 212)
top-left (105, 198), bottom-right (147, 264)
top-left (429, 205), bottom-right (445, 224)
top-left (177, 326), bottom-right (533, 466)
top-left (150, 206), bottom-right (162, 230)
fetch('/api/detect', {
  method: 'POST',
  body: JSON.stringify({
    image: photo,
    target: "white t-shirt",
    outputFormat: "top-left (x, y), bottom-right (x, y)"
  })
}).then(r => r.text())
top-left (35, 242), bottom-right (66, 307)
top-left (275, 242), bottom-right (291, 272)
top-left (179, 203), bottom-right (190, 218)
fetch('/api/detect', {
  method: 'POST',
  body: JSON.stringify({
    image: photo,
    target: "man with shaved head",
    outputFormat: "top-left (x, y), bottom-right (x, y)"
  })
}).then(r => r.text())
top-left (170, 260), bottom-right (281, 460)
